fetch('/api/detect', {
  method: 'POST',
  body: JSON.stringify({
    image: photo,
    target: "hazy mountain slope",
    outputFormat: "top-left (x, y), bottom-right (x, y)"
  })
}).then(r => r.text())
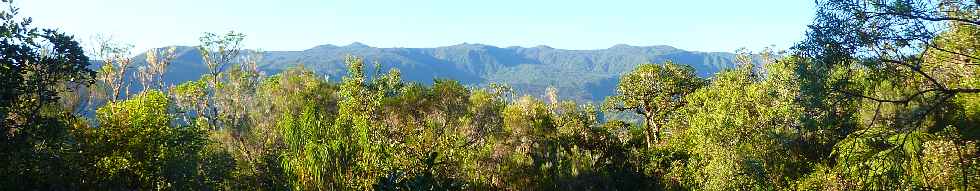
top-left (124, 43), bottom-right (737, 101)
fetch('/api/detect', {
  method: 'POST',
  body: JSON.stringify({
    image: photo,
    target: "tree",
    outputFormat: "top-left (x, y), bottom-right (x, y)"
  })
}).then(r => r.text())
top-left (80, 90), bottom-right (227, 190)
top-left (795, 0), bottom-right (980, 189)
top-left (465, 89), bottom-right (505, 144)
top-left (136, 46), bottom-right (176, 91)
top-left (91, 36), bottom-right (134, 103)
top-left (171, 78), bottom-right (209, 125)
top-left (210, 49), bottom-right (264, 173)
top-left (679, 57), bottom-right (805, 190)
top-left (197, 31), bottom-right (245, 129)
top-left (496, 95), bottom-right (555, 188)
top-left (195, 32), bottom-right (288, 188)
top-left (603, 61), bottom-right (703, 147)
top-left (798, 0), bottom-right (980, 122)
top-left (278, 56), bottom-right (385, 190)
top-left (198, 31), bottom-right (245, 82)
top-left (0, 1), bottom-right (95, 188)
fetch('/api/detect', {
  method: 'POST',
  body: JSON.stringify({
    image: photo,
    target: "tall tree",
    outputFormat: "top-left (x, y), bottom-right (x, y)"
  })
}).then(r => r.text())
top-left (91, 36), bottom-right (133, 103)
top-left (197, 31), bottom-right (245, 129)
top-left (603, 61), bottom-right (703, 147)
top-left (680, 59), bottom-right (804, 190)
top-left (795, 0), bottom-right (980, 189)
top-left (0, 0), bottom-right (95, 188)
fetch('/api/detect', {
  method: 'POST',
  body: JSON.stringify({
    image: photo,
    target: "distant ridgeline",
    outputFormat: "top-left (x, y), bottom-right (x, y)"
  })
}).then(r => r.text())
top-left (111, 43), bottom-right (738, 102)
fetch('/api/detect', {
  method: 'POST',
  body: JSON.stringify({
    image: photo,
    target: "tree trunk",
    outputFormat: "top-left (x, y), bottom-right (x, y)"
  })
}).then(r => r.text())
top-left (653, 120), bottom-right (661, 143)
top-left (644, 115), bottom-right (655, 148)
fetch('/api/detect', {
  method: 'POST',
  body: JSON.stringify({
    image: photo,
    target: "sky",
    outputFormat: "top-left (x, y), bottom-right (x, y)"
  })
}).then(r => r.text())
top-left (18, 0), bottom-right (815, 53)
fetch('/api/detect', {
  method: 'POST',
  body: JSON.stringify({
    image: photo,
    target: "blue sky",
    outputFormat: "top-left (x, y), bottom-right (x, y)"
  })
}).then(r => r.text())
top-left (19, 0), bottom-right (815, 52)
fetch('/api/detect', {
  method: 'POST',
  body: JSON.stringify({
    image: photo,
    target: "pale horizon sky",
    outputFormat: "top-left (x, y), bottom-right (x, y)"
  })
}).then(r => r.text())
top-left (18, 0), bottom-right (815, 53)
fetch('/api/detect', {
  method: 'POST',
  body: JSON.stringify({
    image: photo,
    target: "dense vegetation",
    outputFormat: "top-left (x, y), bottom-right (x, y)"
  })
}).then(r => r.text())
top-left (2, 0), bottom-right (979, 190)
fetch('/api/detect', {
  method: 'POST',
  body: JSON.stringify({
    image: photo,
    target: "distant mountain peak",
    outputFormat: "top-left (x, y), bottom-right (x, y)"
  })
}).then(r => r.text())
top-left (449, 43), bottom-right (493, 49)
top-left (345, 42), bottom-right (370, 48)
top-left (609, 44), bottom-right (636, 49)
top-left (310, 44), bottom-right (339, 50)
top-left (648, 45), bottom-right (680, 51)
top-left (533, 45), bottom-right (554, 49)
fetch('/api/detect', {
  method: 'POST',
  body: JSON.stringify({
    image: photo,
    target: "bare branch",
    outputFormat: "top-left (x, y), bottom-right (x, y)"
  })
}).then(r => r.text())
top-left (865, 11), bottom-right (980, 26)
top-left (835, 87), bottom-right (980, 105)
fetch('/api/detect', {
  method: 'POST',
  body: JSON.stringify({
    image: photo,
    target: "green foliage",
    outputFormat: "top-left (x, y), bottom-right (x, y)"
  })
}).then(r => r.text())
top-left (0, 1), bottom-right (94, 189)
top-left (374, 152), bottom-right (468, 190)
top-left (275, 56), bottom-right (385, 190)
top-left (4, 1), bottom-right (980, 190)
top-left (604, 61), bottom-right (704, 147)
top-left (793, 0), bottom-right (980, 190)
top-left (673, 57), bottom-right (808, 190)
top-left (80, 90), bottom-right (223, 189)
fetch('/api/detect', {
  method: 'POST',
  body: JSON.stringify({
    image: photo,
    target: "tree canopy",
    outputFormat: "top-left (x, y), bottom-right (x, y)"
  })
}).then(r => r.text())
top-left (2, 0), bottom-right (979, 190)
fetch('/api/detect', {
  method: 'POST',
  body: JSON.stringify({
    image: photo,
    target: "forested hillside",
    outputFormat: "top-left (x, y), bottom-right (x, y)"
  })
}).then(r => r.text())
top-left (114, 43), bottom-right (736, 101)
top-left (2, 0), bottom-right (979, 190)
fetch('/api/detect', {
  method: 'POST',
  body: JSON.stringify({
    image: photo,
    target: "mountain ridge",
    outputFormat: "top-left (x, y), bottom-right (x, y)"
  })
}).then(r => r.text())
top-left (125, 43), bottom-right (739, 101)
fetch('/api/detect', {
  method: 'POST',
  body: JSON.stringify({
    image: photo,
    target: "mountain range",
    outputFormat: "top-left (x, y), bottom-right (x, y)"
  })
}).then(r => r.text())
top-left (125, 43), bottom-right (739, 101)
